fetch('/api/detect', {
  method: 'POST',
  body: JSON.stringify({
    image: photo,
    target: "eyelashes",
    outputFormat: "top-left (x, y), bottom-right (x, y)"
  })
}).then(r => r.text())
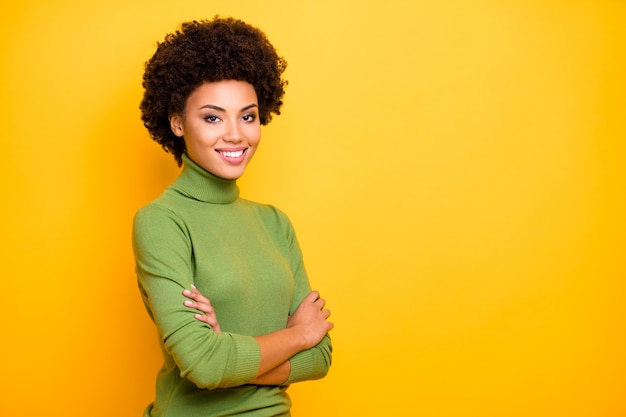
top-left (203, 113), bottom-right (258, 123)
top-left (242, 113), bottom-right (257, 122)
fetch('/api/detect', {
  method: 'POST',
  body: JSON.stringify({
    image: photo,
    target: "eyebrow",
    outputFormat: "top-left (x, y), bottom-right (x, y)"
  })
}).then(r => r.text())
top-left (198, 103), bottom-right (258, 112)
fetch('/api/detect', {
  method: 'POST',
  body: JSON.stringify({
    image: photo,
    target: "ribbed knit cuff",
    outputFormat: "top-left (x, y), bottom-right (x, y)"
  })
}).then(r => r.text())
top-left (228, 333), bottom-right (261, 386)
top-left (285, 348), bottom-right (323, 384)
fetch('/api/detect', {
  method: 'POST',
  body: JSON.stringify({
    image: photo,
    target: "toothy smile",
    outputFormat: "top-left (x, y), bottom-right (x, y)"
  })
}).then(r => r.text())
top-left (218, 150), bottom-right (245, 158)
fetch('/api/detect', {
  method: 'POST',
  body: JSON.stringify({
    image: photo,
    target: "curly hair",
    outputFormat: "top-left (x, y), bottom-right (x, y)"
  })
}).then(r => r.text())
top-left (140, 16), bottom-right (287, 165)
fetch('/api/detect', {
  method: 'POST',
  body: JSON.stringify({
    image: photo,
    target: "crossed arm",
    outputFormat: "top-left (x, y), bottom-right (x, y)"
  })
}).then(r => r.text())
top-left (183, 285), bottom-right (333, 385)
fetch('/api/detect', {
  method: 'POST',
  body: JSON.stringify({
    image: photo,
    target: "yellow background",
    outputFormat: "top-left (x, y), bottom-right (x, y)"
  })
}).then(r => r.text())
top-left (1, 0), bottom-right (624, 416)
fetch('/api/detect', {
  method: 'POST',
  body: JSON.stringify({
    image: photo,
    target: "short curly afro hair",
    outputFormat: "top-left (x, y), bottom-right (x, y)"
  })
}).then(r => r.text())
top-left (140, 16), bottom-right (287, 165)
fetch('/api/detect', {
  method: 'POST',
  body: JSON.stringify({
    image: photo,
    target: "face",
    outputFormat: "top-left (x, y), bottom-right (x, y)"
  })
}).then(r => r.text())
top-left (170, 80), bottom-right (261, 180)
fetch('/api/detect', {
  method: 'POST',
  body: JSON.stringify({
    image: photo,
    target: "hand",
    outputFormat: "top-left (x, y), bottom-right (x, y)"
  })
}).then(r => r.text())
top-left (182, 285), bottom-right (222, 333)
top-left (287, 291), bottom-right (333, 350)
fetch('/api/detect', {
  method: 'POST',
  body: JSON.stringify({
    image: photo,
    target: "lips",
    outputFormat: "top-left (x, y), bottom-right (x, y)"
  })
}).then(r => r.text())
top-left (219, 150), bottom-right (244, 158)
top-left (216, 148), bottom-right (247, 163)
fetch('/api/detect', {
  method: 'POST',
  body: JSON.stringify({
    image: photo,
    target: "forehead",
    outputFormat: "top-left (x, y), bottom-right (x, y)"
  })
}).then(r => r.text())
top-left (187, 80), bottom-right (258, 108)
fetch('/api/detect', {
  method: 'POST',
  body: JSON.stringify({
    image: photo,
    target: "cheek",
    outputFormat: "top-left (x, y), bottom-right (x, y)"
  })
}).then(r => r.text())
top-left (247, 126), bottom-right (262, 146)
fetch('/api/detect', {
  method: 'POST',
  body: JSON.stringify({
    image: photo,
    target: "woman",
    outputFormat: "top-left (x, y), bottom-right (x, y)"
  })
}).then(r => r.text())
top-left (132, 16), bottom-right (333, 417)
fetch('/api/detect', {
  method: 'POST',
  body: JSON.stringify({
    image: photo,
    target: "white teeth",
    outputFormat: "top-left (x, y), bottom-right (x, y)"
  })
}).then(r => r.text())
top-left (220, 150), bottom-right (244, 158)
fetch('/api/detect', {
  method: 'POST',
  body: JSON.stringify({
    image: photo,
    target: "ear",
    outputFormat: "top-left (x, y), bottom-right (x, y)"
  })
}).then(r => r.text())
top-left (169, 114), bottom-right (184, 137)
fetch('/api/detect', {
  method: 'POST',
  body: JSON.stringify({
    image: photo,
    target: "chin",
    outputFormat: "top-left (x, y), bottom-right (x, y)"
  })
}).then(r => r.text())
top-left (218, 169), bottom-right (246, 180)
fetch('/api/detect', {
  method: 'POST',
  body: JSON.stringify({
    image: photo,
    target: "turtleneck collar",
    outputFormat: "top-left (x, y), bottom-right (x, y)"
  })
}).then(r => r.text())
top-left (171, 154), bottom-right (240, 204)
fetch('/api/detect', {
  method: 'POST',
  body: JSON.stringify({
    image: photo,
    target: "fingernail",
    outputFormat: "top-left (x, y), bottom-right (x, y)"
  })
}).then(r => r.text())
top-left (184, 300), bottom-right (192, 306)
top-left (183, 289), bottom-right (191, 295)
top-left (194, 314), bottom-right (202, 319)
top-left (191, 284), bottom-right (197, 289)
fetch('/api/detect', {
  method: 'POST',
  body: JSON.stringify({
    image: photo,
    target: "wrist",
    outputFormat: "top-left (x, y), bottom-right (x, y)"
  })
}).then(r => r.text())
top-left (284, 326), bottom-right (308, 351)
top-left (253, 361), bottom-right (291, 385)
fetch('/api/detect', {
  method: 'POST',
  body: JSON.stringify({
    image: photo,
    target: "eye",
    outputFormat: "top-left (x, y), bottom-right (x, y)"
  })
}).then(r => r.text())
top-left (242, 113), bottom-right (257, 123)
top-left (204, 115), bottom-right (220, 123)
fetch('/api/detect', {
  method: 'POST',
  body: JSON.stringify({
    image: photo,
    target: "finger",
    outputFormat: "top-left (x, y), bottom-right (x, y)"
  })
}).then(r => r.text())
top-left (183, 287), bottom-right (214, 307)
top-left (182, 288), bottom-right (197, 299)
top-left (190, 284), bottom-right (206, 299)
top-left (183, 287), bottom-right (205, 301)
top-left (194, 313), bottom-right (222, 333)
top-left (194, 312), bottom-right (217, 325)
top-left (189, 291), bottom-right (212, 306)
top-left (314, 298), bottom-right (326, 309)
top-left (184, 299), bottom-right (216, 315)
top-left (306, 291), bottom-right (320, 303)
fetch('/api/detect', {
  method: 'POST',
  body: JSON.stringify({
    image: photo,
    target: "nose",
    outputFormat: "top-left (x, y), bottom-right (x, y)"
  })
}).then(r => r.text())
top-left (223, 118), bottom-right (243, 143)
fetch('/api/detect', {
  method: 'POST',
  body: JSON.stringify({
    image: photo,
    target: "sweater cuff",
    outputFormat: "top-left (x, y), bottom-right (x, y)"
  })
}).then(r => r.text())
top-left (229, 333), bottom-right (261, 385)
top-left (285, 348), bottom-right (322, 384)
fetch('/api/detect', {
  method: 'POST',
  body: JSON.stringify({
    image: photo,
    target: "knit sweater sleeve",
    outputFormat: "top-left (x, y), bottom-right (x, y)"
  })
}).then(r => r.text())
top-left (132, 204), bottom-right (261, 389)
top-left (273, 209), bottom-right (333, 384)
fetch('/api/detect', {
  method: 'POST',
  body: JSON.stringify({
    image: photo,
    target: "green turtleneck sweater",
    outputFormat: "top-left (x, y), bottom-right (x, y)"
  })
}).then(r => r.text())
top-left (132, 155), bottom-right (332, 417)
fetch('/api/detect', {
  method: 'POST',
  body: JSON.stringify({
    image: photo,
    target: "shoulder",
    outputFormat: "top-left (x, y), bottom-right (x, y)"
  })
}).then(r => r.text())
top-left (135, 196), bottom-right (177, 222)
top-left (133, 194), bottom-right (189, 238)
top-left (134, 184), bottom-right (190, 221)
top-left (241, 199), bottom-right (292, 224)
top-left (239, 199), bottom-right (297, 241)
